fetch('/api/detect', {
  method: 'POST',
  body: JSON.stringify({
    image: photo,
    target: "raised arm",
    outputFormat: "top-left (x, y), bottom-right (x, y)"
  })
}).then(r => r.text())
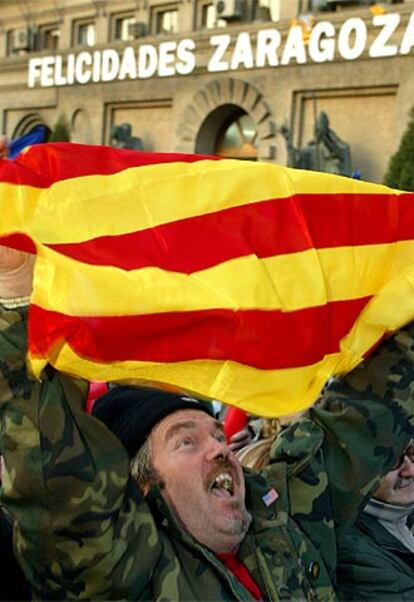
top-left (267, 325), bottom-right (414, 580)
top-left (0, 247), bottom-right (161, 599)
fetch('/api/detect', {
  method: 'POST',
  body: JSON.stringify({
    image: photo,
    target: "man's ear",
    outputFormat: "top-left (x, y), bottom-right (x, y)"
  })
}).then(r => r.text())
top-left (140, 481), bottom-right (152, 497)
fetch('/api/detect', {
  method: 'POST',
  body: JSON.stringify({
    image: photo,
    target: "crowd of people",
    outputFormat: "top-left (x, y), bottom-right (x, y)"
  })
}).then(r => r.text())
top-left (0, 135), bottom-right (413, 600)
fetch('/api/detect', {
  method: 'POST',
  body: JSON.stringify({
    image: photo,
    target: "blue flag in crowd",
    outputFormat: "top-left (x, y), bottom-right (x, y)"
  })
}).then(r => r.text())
top-left (9, 125), bottom-right (47, 159)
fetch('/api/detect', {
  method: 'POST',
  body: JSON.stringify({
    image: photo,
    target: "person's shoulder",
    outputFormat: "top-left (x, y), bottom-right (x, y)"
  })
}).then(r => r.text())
top-left (338, 514), bottom-right (386, 559)
top-left (0, 510), bottom-right (12, 538)
top-left (236, 438), bottom-right (273, 471)
top-left (269, 416), bottom-right (324, 475)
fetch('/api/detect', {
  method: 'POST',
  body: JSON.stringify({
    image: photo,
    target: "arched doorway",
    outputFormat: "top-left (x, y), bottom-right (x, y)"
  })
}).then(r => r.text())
top-left (215, 110), bottom-right (258, 160)
top-left (176, 78), bottom-right (276, 161)
top-left (12, 113), bottom-right (50, 139)
top-left (195, 104), bottom-right (258, 159)
top-left (71, 107), bottom-right (93, 144)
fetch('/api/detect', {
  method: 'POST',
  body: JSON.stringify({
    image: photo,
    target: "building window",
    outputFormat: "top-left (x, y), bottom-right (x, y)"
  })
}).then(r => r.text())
top-left (7, 27), bottom-right (37, 55)
top-left (198, 2), bottom-right (227, 29)
top-left (308, 0), bottom-right (403, 11)
top-left (253, 0), bottom-right (280, 21)
top-left (151, 6), bottom-right (178, 34)
top-left (215, 112), bottom-right (258, 160)
top-left (38, 24), bottom-right (60, 51)
top-left (6, 30), bottom-right (15, 55)
top-left (111, 13), bottom-right (138, 41)
top-left (73, 20), bottom-right (96, 47)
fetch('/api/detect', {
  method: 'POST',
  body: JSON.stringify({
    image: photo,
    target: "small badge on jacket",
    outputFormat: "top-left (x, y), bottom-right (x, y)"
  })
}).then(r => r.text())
top-left (262, 488), bottom-right (279, 507)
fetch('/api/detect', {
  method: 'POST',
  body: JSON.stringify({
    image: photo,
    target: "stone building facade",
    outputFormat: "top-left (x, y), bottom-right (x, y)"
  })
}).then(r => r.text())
top-left (0, 0), bottom-right (412, 183)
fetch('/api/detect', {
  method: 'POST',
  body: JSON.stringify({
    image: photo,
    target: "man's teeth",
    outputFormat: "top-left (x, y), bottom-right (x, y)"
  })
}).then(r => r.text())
top-left (213, 472), bottom-right (233, 492)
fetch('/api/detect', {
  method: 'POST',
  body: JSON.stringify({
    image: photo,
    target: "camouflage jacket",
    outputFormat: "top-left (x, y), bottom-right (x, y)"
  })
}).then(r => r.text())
top-left (0, 305), bottom-right (413, 601)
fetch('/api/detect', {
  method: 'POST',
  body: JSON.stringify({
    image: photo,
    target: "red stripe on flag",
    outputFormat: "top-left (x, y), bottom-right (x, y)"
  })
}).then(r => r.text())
top-left (0, 233), bottom-right (37, 254)
top-left (29, 296), bottom-right (371, 370)
top-left (0, 143), bottom-right (218, 187)
top-left (46, 193), bottom-right (414, 272)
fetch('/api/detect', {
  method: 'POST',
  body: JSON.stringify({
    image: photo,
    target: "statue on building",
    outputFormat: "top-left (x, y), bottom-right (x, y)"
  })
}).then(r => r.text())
top-left (111, 123), bottom-right (143, 151)
top-left (281, 111), bottom-right (352, 177)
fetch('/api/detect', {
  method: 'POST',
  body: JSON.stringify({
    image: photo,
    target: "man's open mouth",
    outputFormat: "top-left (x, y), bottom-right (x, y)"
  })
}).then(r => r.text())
top-left (210, 471), bottom-right (235, 498)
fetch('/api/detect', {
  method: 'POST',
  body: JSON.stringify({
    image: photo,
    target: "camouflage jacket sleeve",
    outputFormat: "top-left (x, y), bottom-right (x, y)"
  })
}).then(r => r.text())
top-left (268, 323), bottom-right (414, 579)
top-left (0, 305), bottom-right (162, 600)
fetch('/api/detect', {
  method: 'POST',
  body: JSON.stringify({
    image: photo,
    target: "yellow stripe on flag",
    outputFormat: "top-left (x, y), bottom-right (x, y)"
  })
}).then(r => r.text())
top-left (29, 345), bottom-right (344, 416)
top-left (32, 241), bottom-right (414, 316)
top-left (0, 160), bottom-right (398, 244)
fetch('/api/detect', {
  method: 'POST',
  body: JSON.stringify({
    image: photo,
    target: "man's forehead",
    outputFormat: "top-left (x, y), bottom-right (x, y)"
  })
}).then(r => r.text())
top-left (154, 409), bottom-right (221, 439)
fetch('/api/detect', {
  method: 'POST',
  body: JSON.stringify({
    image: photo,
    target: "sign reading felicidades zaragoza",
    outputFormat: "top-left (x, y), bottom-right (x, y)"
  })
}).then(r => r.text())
top-left (28, 11), bottom-right (414, 88)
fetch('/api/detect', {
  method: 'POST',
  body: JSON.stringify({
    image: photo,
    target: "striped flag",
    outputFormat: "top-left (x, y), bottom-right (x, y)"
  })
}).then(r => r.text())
top-left (1, 142), bottom-right (414, 417)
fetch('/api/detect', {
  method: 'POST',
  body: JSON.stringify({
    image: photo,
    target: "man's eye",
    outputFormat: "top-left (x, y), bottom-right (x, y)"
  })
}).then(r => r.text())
top-left (177, 437), bottom-right (194, 448)
top-left (215, 432), bottom-right (226, 443)
top-left (395, 442), bottom-right (414, 467)
top-left (406, 444), bottom-right (414, 462)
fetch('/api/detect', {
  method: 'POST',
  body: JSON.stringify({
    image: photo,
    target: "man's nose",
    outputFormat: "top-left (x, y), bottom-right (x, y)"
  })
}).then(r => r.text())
top-left (399, 455), bottom-right (414, 477)
top-left (205, 436), bottom-right (230, 462)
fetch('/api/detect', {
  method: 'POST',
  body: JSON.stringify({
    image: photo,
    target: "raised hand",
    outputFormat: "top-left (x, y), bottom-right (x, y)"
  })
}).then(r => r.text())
top-left (228, 427), bottom-right (254, 452)
top-left (0, 247), bottom-right (34, 298)
top-left (0, 136), bottom-right (8, 160)
top-left (0, 247), bottom-right (28, 272)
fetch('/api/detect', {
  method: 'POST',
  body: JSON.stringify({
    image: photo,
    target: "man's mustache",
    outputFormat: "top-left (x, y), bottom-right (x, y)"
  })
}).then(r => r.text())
top-left (205, 458), bottom-right (240, 491)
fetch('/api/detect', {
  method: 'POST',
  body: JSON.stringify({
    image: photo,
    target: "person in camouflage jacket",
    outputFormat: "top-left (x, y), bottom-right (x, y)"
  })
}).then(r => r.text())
top-left (0, 247), bottom-right (414, 601)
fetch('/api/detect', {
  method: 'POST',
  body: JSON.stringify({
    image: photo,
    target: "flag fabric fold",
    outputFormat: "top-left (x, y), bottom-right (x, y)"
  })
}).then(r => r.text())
top-left (1, 142), bottom-right (414, 416)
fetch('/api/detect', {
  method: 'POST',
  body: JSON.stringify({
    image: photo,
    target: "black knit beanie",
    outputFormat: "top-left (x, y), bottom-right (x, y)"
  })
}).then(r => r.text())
top-left (92, 385), bottom-right (215, 458)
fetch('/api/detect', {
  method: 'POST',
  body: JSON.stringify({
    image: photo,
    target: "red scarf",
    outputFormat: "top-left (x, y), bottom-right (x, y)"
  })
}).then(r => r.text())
top-left (217, 552), bottom-right (263, 600)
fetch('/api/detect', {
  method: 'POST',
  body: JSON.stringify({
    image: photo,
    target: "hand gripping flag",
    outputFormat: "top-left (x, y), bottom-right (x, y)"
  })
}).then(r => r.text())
top-left (1, 142), bottom-right (414, 417)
